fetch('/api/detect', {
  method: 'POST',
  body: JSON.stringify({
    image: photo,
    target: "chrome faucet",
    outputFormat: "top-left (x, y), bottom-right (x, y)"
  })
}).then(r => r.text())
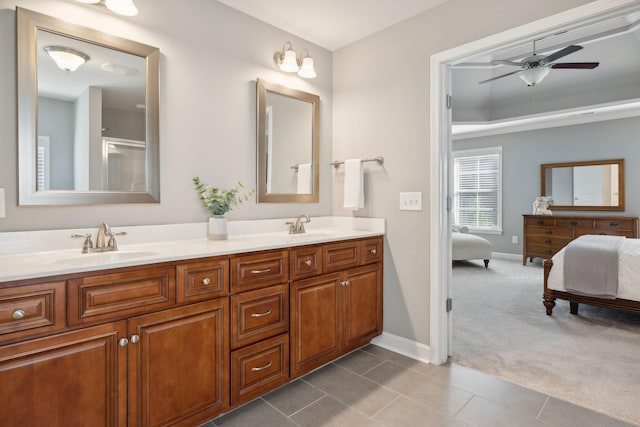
top-left (72, 222), bottom-right (127, 253)
top-left (286, 214), bottom-right (310, 235)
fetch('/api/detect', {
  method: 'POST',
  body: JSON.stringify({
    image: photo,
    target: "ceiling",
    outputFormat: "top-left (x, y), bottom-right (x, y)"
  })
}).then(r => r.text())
top-left (215, 0), bottom-right (450, 51)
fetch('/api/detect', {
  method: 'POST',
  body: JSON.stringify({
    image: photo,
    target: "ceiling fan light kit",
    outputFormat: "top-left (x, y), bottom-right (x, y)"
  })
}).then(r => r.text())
top-left (519, 66), bottom-right (550, 86)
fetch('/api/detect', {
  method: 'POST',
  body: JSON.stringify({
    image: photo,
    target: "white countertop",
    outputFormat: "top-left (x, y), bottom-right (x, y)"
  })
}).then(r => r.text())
top-left (0, 216), bottom-right (385, 283)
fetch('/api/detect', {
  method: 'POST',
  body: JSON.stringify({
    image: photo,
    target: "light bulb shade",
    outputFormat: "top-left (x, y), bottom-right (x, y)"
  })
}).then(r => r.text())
top-left (44, 46), bottom-right (90, 72)
top-left (297, 56), bottom-right (317, 78)
top-left (105, 0), bottom-right (138, 16)
top-left (280, 49), bottom-right (299, 72)
top-left (519, 66), bottom-right (550, 86)
top-left (76, 0), bottom-right (100, 3)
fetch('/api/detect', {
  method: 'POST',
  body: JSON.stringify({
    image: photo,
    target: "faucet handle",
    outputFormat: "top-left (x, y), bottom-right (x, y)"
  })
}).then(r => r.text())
top-left (285, 221), bottom-right (295, 234)
top-left (106, 231), bottom-right (127, 250)
top-left (71, 233), bottom-right (93, 253)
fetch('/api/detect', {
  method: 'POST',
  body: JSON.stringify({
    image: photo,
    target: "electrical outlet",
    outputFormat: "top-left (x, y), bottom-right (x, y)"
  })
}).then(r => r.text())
top-left (399, 192), bottom-right (422, 211)
top-left (512, 235), bottom-right (518, 244)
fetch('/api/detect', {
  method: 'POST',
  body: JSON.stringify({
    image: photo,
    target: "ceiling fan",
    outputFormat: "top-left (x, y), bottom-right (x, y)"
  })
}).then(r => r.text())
top-left (479, 40), bottom-right (599, 86)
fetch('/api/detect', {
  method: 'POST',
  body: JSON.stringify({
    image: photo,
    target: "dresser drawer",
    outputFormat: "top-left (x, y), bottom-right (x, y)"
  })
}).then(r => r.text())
top-left (231, 284), bottom-right (288, 349)
top-left (0, 282), bottom-right (66, 343)
top-left (575, 228), bottom-right (634, 238)
top-left (290, 246), bottom-right (323, 280)
top-left (525, 244), bottom-right (560, 258)
top-left (525, 216), bottom-right (555, 227)
top-left (526, 226), bottom-right (573, 238)
top-left (231, 251), bottom-right (289, 293)
top-left (526, 236), bottom-right (571, 248)
top-left (68, 267), bottom-right (175, 326)
top-left (555, 218), bottom-right (594, 228)
top-left (594, 218), bottom-right (635, 231)
top-left (231, 334), bottom-right (289, 405)
top-left (324, 241), bottom-right (360, 272)
top-left (177, 258), bottom-right (229, 303)
top-left (361, 238), bottom-right (383, 264)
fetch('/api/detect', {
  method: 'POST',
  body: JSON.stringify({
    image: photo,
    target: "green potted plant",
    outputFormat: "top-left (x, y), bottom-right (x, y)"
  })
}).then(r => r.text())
top-left (193, 177), bottom-right (254, 240)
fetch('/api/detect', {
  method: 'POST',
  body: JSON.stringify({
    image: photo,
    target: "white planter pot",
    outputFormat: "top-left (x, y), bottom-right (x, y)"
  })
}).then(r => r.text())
top-left (208, 216), bottom-right (228, 240)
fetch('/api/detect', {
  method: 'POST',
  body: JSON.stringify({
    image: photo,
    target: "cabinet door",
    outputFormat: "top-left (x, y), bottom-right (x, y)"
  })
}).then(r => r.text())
top-left (290, 273), bottom-right (341, 378)
top-left (128, 299), bottom-right (229, 427)
top-left (343, 264), bottom-right (383, 352)
top-left (0, 321), bottom-right (127, 427)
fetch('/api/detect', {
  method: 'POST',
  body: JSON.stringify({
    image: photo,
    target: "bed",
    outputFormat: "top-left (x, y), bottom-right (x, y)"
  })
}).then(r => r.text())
top-left (543, 235), bottom-right (640, 315)
top-left (452, 225), bottom-right (491, 268)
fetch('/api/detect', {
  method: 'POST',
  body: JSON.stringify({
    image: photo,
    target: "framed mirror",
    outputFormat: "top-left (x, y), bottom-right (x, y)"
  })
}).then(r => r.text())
top-left (541, 159), bottom-right (624, 211)
top-left (17, 8), bottom-right (160, 205)
top-left (256, 79), bottom-right (319, 203)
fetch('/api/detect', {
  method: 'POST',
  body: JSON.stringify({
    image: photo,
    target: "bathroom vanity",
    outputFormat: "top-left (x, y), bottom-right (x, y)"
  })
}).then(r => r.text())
top-left (0, 221), bottom-right (383, 426)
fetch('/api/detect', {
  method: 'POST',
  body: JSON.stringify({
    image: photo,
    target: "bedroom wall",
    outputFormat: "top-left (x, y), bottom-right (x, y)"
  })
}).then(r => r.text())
top-left (453, 116), bottom-right (640, 254)
top-left (0, 0), bottom-right (333, 231)
top-left (332, 0), bottom-right (595, 345)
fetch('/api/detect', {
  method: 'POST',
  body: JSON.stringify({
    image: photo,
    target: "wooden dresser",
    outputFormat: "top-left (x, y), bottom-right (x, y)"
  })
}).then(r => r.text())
top-left (522, 214), bottom-right (639, 265)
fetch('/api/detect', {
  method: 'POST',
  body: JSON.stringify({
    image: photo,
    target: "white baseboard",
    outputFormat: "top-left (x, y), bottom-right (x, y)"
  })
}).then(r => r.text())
top-left (492, 251), bottom-right (521, 261)
top-left (371, 332), bottom-right (436, 365)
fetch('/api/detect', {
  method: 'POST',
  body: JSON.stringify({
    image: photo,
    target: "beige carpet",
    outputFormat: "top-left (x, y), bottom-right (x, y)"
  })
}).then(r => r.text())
top-left (452, 256), bottom-right (640, 426)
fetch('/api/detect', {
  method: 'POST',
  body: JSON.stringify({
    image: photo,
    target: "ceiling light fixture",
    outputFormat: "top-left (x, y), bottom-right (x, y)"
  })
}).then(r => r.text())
top-left (519, 66), bottom-right (551, 86)
top-left (273, 42), bottom-right (317, 79)
top-left (43, 46), bottom-right (90, 72)
top-left (76, 0), bottom-right (138, 17)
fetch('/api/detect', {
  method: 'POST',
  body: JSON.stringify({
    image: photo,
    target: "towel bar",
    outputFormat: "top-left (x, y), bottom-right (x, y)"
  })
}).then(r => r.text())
top-left (330, 156), bottom-right (384, 169)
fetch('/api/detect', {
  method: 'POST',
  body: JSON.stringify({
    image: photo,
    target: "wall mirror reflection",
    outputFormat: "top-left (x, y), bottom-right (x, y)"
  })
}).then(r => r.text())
top-left (256, 78), bottom-right (319, 203)
top-left (541, 159), bottom-right (625, 211)
top-left (17, 8), bottom-right (160, 205)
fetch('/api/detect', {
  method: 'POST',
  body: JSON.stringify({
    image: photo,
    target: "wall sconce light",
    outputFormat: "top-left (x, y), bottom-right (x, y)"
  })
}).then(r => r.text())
top-left (273, 42), bottom-right (317, 79)
top-left (76, 0), bottom-right (139, 16)
top-left (43, 46), bottom-right (90, 72)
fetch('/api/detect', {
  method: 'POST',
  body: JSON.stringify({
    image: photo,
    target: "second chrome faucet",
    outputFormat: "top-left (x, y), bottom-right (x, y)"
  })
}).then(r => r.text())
top-left (72, 222), bottom-right (127, 253)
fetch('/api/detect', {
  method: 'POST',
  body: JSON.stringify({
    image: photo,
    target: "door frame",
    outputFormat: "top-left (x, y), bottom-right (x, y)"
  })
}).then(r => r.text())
top-left (428, 0), bottom-right (638, 364)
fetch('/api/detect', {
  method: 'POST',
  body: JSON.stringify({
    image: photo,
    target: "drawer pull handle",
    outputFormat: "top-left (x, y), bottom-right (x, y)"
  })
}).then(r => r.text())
top-left (119, 338), bottom-right (129, 347)
top-left (610, 222), bottom-right (619, 227)
top-left (304, 259), bottom-right (312, 266)
top-left (251, 361), bottom-right (273, 372)
top-left (545, 249), bottom-right (552, 255)
top-left (202, 277), bottom-right (211, 286)
top-left (599, 232), bottom-right (607, 235)
top-left (12, 309), bottom-right (26, 320)
top-left (250, 268), bottom-right (272, 274)
top-left (571, 221), bottom-right (578, 226)
top-left (537, 219), bottom-right (543, 225)
top-left (545, 239), bottom-right (552, 244)
top-left (251, 309), bottom-right (273, 318)
top-left (545, 230), bottom-right (552, 235)
top-left (370, 249), bottom-right (377, 254)
top-left (130, 335), bottom-right (140, 344)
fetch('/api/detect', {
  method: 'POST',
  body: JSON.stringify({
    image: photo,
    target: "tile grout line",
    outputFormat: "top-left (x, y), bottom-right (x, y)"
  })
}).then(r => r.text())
top-left (259, 397), bottom-right (302, 425)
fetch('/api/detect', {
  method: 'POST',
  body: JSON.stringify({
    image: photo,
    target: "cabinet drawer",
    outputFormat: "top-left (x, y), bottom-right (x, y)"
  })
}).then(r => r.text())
top-left (231, 251), bottom-right (289, 293)
top-left (595, 218), bottom-right (635, 231)
top-left (575, 228), bottom-right (633, 238)
top-left (68, 267), bottom-right (175, 326)
top-left (0, 282), bottom-right (66, 343)
top-left (525, 244), bottom-right (560, 258)
top-left (555, 218), bottom-right (594, 228)
top-left (526, 236), bottom-right (571, 248)
top-left (290, 246), bottom-right (322, 280)
top-left (525, 216), bottom-right (555, 226)
top-left (324, 241), bottom-right (359, 272)
top-left (231, 334), bottom-right (289, 406)
top-left (526, 226), bottom-right (573, 238)
top-left (231, 284), bottom-right (288, 349)
top-left (177, 258), bottom-right (229, 303)
top-left (361, 238), bottom-right (383, 264)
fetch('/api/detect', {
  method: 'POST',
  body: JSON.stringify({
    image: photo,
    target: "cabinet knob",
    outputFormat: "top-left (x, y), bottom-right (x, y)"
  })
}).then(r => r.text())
top-left (610, 222), bottom-right (618, 227)
top-left (251, 361), bottom-right (272, 372)
top-left (570, 221), bottom-right (578, 226)
top-left (202, 277), bottom-right (211, 286)
top-left (545, 239), bottom-right (552, 244)
top-left (119, 338), bottom-right (129, 347)
top-left (340, 280), bottom-right (350, 286)
top-left (130, 334), bottom-right (140, 344)
top-left (304, 259), bottom-right (312, 266)
top-left (12, 309), bottom-right (26, 320)
top-left (370, 249), bottom-right (377, 255)
top-left (545, 230), bottom-right (552, 235)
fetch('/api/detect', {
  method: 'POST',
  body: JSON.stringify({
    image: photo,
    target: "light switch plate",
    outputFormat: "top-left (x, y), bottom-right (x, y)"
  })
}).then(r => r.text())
top-left (399, 192), bottom-right (422, 211)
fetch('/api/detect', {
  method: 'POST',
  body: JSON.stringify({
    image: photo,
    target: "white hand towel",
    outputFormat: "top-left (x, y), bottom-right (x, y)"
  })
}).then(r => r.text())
top-left (297, 163), bottom-right (312, 194)
top-left (343, 159), bottom-right (364, 210)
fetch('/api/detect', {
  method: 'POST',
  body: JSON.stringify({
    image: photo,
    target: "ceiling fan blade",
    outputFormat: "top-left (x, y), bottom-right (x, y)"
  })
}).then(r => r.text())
top-left (540, 45), bottom-right (583, 65)
top-left (491, 59), bottom-right (523, 67)
top-left (478, 69), bottom-right (524, 84)
top-left (550, 62), bottom-right (599, 69)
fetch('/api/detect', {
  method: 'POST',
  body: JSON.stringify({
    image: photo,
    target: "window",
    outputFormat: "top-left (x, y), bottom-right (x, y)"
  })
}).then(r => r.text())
top-left (453, 147), bottom-right (502, 233)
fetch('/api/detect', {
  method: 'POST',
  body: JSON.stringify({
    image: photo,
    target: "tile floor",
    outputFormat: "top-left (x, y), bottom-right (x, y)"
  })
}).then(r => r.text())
top-left (201, 345), bottom-right (635, 427)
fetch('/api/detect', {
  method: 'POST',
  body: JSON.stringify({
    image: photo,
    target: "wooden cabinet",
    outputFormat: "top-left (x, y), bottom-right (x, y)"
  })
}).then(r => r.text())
top-left (523, 215), bottom-right (639, 265)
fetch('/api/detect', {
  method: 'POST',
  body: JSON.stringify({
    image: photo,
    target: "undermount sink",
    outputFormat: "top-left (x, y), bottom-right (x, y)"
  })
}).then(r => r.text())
top-left (43, 250), bottom-right (159, 267)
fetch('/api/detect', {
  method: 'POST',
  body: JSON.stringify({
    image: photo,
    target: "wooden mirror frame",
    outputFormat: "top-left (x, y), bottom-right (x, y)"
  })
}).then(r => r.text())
top-left (541, 159), bottom-right (625, 211)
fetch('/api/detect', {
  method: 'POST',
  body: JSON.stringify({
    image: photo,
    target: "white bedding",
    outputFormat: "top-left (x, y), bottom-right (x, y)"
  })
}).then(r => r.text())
top-left (548, 238), bottom-right (640, 302)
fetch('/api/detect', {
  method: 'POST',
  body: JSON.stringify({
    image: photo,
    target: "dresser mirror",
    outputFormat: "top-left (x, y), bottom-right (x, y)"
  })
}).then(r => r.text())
top-left (541, 159), bottom-right (624, 211)
top-left (17, 8), bottom-right (160, 205)
top-left (256, 79), bottom-right (319, 203)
